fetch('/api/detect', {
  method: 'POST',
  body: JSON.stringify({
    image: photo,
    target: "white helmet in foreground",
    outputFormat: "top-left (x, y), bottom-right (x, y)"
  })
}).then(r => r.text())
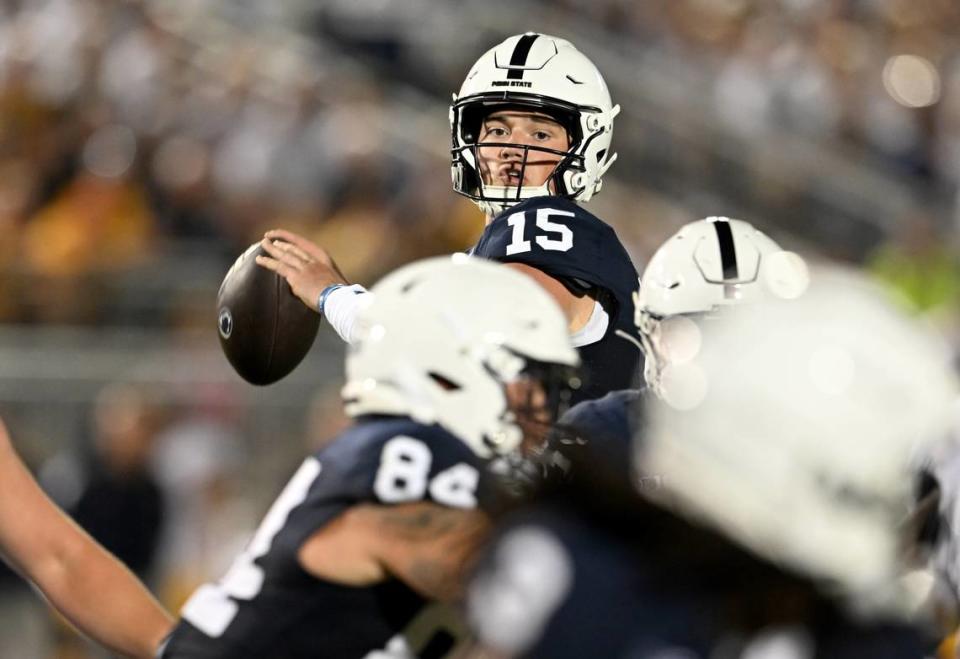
top-left (634, 216), bottom-right (808, 404)
top-left (343, 257), bottom-right (580, 459)
top-left (451, 33), bottom-right (619, 216)
top-left (641, 266), bottom-right (958, 618)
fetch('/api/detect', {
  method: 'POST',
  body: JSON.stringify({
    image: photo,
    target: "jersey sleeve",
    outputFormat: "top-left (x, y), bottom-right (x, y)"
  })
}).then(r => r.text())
top-left (471, 196), bottom-right (639, 299)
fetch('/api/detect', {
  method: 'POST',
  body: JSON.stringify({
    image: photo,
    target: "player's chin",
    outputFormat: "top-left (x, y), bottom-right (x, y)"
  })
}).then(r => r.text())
top-left (517, 417), bottom-right (554, 454)
top-left (494, 172), bottom-right (522, 187)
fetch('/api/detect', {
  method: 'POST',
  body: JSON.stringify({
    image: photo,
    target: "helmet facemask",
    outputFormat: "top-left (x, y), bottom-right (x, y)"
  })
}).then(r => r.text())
top-left (636, 308), bottom-right (710, 406)
top-left (475, 343), bottom-right (579, 454)
top-left (636, 307), bottom-right (667, 398)
top-left (469, 140), bottom-right (581, 215)
top-left (451, 95), bottom-right (610, 217)
top-left (485, 355), bottom-right (581, 499)
top-left (500, 357), bottom-right (581, 455)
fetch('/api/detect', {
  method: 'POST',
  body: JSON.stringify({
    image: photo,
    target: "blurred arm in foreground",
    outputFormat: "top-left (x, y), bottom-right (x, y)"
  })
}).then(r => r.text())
top-left (0, 417), bottom-right (173, 658)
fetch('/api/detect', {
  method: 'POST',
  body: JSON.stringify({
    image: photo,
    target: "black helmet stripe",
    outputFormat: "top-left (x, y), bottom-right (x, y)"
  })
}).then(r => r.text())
top-left (506, 33), bottom-right (540, 80)
top-left (713, 219), bottom-right (739, 280)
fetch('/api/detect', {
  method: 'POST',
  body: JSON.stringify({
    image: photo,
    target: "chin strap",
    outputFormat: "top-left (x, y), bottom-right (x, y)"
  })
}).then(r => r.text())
top-left (634, 303), bottom-right (665, 397)
top-left (476, 182), bottom-right (552, 217)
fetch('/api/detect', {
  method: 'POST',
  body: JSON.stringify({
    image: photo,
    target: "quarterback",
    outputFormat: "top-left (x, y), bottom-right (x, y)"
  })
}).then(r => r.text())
top-left (257, 33), bottom-right (642, 404)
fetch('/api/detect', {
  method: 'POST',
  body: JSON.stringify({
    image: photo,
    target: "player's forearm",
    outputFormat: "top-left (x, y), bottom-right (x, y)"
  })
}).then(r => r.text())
top-left (374, 505), bottom-right (491, 602)
top-left (0, 444), bottom-right (172, 657)
top-left (32, 533), bottom-right (174, 658)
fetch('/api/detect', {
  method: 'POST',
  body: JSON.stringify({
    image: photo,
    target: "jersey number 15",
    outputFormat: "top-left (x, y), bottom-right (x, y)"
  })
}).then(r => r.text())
top-left (505, 208), bottom-right (575, 256)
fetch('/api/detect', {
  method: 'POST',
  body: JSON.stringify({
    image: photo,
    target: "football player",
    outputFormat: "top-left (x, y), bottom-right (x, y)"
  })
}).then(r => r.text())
top-left (0, 417), bottom-right (172, 658)
top-left (256, 33), bottom-right (641, 404)
top-left (158, 257), bottom-right (579, 658)
top-left (543, 216), bottom-right (800, 483)
top-left (468, 266), bottom-right (955, 658)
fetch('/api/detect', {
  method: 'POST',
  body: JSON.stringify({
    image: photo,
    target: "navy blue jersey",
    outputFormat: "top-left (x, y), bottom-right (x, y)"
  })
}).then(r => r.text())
top-left (544, 389), bottom-right (649, 491)
top-left (469, 500), bottom-right (937, 659)
top-left (468, 503), bottom-right (936, 658)
top-left (467, 505), bottom-right (698, 659)
top-left (470, 197), bottom-right (643, 404)
top-left (161, 416), bottom-right (484, 659)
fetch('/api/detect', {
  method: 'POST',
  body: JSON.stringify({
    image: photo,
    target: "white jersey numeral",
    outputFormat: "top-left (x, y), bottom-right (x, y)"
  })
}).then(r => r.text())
top-left (374, 436), bottom-right (479, 509)
top-left (374, 436), bottom-right (432, 502)
top-left (504, 208), bottom-right (575, 256)
top-left (429, 463), bottom-right (480, 509)
top-left (181, 458), bottom-right (322, 638)
top-left (467, 527), bottom-right (573, 655)
top-left (505, 212), bottom-right (531, 255)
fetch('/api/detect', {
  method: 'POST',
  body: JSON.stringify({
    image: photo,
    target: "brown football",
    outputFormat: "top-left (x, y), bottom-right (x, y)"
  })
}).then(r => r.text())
top-left (217, 243), bottom-right (320, 385)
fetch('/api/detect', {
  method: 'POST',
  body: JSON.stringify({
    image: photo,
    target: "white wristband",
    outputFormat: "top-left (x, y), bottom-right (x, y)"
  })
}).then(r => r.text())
top-left (323, 284), bottom-right (368, 344)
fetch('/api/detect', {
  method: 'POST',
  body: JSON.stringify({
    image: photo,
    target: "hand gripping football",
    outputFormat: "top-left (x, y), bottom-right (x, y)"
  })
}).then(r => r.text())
top-left (217, 243), bottom-right (320, 385)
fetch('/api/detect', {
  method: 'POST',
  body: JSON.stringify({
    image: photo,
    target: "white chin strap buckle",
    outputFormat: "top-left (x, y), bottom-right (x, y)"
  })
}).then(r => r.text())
top-left (476, 183), bottom-right (552, 215)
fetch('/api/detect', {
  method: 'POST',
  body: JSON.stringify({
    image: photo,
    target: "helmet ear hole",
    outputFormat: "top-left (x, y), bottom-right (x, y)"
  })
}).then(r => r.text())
top-left (460, 105), bottom-right (487, 144)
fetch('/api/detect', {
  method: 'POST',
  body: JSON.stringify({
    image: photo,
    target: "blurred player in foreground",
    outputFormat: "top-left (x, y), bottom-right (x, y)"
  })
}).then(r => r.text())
top-left (468, 254), bottom-right (957, 656)
top-left (0, 418), bottom-right (172, 658)
top-left (257, 32), bottom-right (641, 404)
top-left (159, 257), bottom-right (579, 658)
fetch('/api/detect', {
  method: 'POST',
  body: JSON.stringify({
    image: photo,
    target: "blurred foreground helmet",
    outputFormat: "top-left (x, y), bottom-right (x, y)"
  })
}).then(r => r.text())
top-left (641, 266), bottom-right (958, 617)
top-left (634, 217), bottom-right (808, 403)
top-left (451, 33), bottom-right (619, 216)
top-left (343, 257), bottom-right (580, 459)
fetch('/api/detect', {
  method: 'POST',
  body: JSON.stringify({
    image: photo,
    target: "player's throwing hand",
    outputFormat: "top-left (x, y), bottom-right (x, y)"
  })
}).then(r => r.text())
top-left (256, 229), bottom-right (350, 314)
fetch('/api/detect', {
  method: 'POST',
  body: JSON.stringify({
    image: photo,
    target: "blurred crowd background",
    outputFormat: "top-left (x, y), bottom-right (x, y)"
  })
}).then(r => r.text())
top-left (1, 0), bottom-right (960, 655)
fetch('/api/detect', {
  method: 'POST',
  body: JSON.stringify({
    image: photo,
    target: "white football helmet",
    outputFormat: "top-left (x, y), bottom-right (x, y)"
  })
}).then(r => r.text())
top-left (343, 256), bottom-right (580, 459)
top-left (641, 267), bottom-right (958, 617)
top-left (451, 33), bottom-right (620, 216)
top-left (634, 217), bottom-right (808, 401)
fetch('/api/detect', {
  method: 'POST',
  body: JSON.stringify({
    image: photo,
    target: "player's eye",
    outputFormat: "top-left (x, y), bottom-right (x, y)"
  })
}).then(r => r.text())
top-left (483, 125), bottom-right (509, 139)
top-left (532, 129), bottom-right (554, 141)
